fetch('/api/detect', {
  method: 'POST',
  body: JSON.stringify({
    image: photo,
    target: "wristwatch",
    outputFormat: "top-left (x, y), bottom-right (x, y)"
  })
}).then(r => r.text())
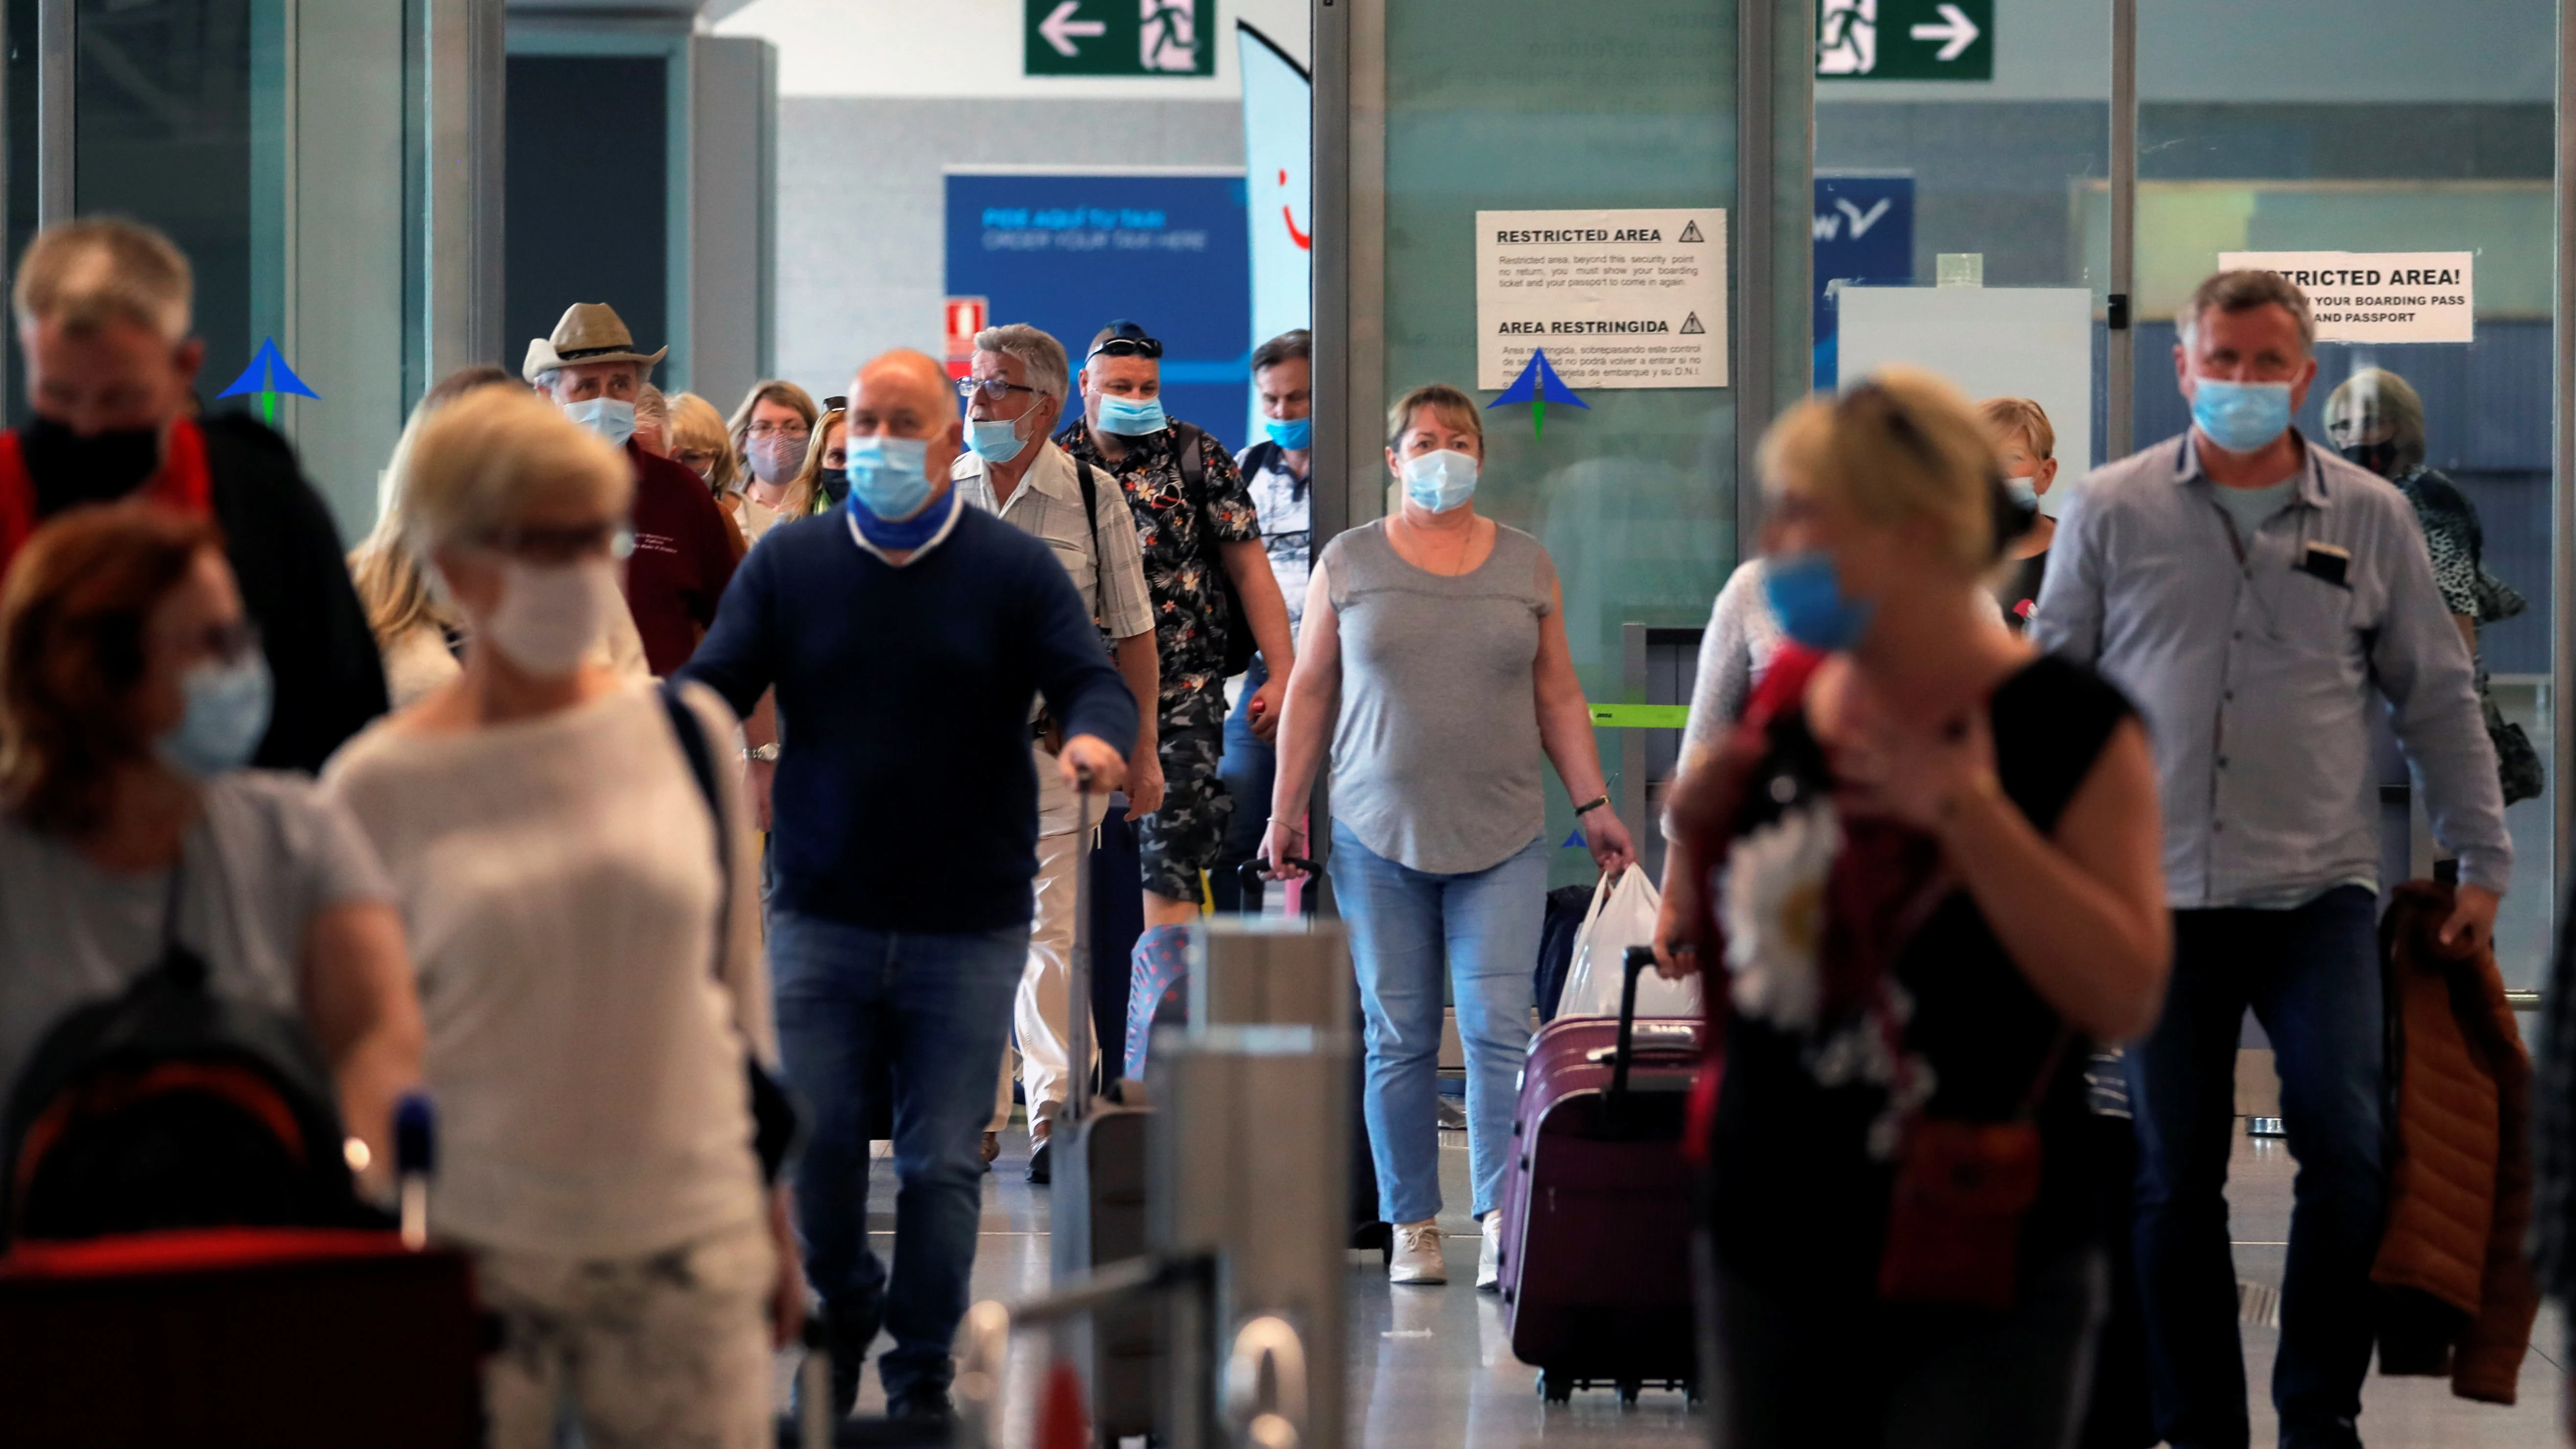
top-left (742, 744), bottom-right (781, 764)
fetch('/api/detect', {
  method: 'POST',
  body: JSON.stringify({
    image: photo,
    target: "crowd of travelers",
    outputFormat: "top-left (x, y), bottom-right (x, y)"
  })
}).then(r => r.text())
top-left (0, 213), bottom-right (2572, 1449)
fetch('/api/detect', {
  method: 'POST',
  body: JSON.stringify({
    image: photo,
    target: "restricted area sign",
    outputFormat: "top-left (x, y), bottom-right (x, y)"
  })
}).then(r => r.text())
top-left (1025, 0), bottom-right (1215, 78)
top-left (1818, 0), bottom-right (1993, 81)
top-left (2218, 251), bottom-right (2474, 344)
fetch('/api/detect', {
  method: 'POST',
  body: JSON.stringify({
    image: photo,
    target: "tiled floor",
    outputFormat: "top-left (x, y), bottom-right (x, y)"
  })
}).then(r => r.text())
top-left (811, 1125), bottom-right (2566, 1447)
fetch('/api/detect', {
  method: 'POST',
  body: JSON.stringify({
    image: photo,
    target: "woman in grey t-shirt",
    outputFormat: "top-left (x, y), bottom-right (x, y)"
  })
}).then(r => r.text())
top-left (0, 504), bottom-right (418, 1190)
top-left (1263, 384), bottom-right (1635, 1292)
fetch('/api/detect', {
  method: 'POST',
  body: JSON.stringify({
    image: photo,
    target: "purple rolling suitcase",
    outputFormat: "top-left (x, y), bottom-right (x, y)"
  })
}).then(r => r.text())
top-left (1495, 945), bottom-right (1703, 1405)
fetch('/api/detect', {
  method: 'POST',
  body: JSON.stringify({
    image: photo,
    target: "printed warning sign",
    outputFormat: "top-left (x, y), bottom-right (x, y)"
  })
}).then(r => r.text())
top-left (1477, 207), bottom-right (1727, 390)
top-left (2217, 250), bottom-right (2473, 344)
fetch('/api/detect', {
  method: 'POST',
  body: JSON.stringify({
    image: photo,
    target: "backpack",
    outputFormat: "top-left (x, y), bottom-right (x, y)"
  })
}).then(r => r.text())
top-left (1, 893), bottom-right (363, 1244)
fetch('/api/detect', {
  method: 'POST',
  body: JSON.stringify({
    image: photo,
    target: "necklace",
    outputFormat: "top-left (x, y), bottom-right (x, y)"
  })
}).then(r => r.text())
top-left (1397, 512), bottom-right (1479, 576)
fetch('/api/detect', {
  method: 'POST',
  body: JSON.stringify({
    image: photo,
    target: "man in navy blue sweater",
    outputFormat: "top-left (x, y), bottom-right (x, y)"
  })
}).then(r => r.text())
top-left (683, 349), bottom-right (1134, 1425)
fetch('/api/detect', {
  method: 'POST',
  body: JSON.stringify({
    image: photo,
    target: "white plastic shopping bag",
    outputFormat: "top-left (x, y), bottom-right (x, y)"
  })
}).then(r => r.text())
top-left (1557, 865), bottom-right (1703, 1019)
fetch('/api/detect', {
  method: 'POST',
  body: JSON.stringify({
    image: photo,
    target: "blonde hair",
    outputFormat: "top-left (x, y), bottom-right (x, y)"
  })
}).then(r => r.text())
top-left (404, 388), bottom-right (634, 560)
top-left (728, 379), bottom-right (821, 462)
top-left (14, 217), bottom-right (192, 340)
top-left (1385, 383), bottom-right (1483, 451)
top-left (1761, 365), bottom-right (2002, 578)
top-left (2324, 367), bottom-right (2426, 473)
top-left (667, 390), bottom-right (739, 495)
top-left (1977, 396), bottom-right (2055, 461)
top-left (351, 364), bottom-right (522, 648)
top-left (783, 410), bottom-right (845, 519)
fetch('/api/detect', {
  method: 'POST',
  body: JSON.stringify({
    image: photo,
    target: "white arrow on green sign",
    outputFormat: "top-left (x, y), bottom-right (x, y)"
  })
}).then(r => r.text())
top-left (1817, 0), bottom-right (1992, 81)
top-left (1025, 0), bottom-right (1216, 78)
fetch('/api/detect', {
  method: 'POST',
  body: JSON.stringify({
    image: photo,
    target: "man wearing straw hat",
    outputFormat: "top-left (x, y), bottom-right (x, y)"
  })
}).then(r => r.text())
top-left (525, 302), bottom-right (741, 677)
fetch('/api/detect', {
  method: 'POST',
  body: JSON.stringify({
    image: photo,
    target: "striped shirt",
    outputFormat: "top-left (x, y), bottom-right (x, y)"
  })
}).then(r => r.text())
top-left (953, 441), bottom-right (1155, 642)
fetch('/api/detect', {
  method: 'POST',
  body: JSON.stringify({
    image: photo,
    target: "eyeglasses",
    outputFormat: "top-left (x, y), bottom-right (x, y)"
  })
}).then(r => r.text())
top-left (479, 521), bottom-right (636, 563)
top-left (957, 376), bottom-right (1042, 401)
top-left (745, 421), bottom-right (809, 440)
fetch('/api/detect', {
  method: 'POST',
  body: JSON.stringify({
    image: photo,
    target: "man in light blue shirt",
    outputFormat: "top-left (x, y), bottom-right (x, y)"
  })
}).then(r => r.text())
top-left (2033, 268), bottom-right (2507, 1449)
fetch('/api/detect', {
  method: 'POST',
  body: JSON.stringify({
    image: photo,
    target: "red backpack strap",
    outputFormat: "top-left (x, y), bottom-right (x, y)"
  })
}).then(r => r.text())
top-left (153, 417), bottom-right (213, 519)
top-left (0, 432), bottom-right (31, 578)
top-left (1743, 642), bottom-right (1826, 733)
top-left (0, 420), bottom-right (211, 581)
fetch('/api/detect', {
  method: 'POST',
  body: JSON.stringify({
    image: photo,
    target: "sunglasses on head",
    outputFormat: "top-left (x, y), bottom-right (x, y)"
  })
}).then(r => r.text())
top-left (1088, 330), bottom-right (1163, 362)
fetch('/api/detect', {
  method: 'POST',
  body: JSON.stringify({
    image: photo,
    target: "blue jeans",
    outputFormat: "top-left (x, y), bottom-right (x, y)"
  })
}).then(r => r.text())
top-left (769, 911), bottom-right (1027, 1400)
top-left (1209, 655), bottom-right (1276, 914)
top-left (2128, 885), bottom-right (2385, 1449)
top-left (1333, 821), bottom-right (1549, 1223)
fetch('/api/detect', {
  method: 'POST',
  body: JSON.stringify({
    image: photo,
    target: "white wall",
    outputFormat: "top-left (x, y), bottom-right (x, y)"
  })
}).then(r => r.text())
top-left (715, 0), bottom-right (1299, 406)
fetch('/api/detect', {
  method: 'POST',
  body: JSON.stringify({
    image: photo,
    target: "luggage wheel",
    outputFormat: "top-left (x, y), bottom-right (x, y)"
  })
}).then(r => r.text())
top-left (1537, 1369), bottom-right (1574, 1404)
top-left (1617, 1379), bottom-right (1643, 1407)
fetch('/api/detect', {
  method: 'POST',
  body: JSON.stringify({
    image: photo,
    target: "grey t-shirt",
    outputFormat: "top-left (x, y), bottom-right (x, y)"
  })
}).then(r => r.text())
top-left (2210, 475), bottom-right (2300, 548)
top-left (1325, 520), bottom-right (1557, 875)
top-left (0, 770), bottom-right (394, 1103)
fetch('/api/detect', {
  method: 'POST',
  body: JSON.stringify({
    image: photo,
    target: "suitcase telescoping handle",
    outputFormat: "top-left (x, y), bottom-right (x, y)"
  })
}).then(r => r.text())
top-left (1066, 769), bottom-right (1098, 1125)
top-left (1235, 857), bottom-right (1324, 915)
top-left (1612, 946), bottom-right (1658, 1110)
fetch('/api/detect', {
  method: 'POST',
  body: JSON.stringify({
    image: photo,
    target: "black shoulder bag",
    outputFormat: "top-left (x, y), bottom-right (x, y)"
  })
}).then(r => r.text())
top-left (658, 683), bottom-right (800, 1182)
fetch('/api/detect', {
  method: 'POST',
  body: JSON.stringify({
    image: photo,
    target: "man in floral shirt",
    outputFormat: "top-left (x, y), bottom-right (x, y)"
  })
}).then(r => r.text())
top-left (1062, 320), bottom-right (1297, 1067)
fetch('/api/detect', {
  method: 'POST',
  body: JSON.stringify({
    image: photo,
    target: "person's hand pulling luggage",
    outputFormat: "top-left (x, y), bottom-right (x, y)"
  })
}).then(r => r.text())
top-left (1058, 734), bottom-right (1127, 795)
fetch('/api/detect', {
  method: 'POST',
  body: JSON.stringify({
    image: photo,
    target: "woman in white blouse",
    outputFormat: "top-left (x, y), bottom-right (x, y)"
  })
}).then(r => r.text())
top-left (324, 388), bottom-right (796, 1449)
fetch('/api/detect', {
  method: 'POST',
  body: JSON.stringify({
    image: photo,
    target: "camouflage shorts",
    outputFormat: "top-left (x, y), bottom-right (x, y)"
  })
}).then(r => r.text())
top-left (1138, 718), bottom-right (1231, 902)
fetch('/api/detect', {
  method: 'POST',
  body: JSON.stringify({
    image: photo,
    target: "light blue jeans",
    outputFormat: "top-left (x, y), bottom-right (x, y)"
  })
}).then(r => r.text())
top-left (769, 910), bottom-right (1027, 1401)
top-left (1332, 822), bottom-right (1550, 1223)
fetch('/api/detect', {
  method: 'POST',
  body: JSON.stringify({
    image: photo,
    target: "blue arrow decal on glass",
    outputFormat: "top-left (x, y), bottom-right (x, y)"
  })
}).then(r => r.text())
top-left (1485, 347), bottom-right (1588, 440)
top-left (218, 338), bottom-right (319, 424)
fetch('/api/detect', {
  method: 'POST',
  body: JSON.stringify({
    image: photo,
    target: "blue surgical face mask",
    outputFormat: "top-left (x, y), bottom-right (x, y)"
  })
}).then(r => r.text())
top-left (1762, 552), bottom-right (1875, 652)
top-left (1095, 394), bottom-right (1167, 437)
top-left (1400, 449), bottom-right (1479, 513)
top-left (2005, 476), bottom-right (2040, 509)
top-left (562, 396), bottom-right (637, 451)
top-left (1265, 415), bottom-right (1313, 451)
top-left (157, 652), bottom-right (274, 780)
top-left (2190, 378), bottom-right (2294, 454)
top-left (844, 434), bottom-right (933, 520)
top-left (970, 417), bottom-right (1031, 465)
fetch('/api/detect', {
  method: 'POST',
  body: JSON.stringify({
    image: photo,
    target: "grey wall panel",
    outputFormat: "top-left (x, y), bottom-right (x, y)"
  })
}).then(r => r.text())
top-left (689, 33), bottom-right (772, 415)
top-left (770, 95), bottom-right (1241, 407)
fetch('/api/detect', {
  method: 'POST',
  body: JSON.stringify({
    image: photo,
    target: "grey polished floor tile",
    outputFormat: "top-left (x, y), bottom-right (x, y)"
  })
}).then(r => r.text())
top-left (787, 1121), bottom-right (2566, 1447)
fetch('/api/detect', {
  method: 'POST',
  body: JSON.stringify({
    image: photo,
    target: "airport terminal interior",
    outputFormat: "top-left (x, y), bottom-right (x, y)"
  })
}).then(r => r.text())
top-left (5, 0), bottom-right (2576, 1447)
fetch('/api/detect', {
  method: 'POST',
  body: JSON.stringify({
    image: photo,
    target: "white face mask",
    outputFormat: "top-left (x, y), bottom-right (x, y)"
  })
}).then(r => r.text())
top-left (479, 558), bottom-right (614, 678)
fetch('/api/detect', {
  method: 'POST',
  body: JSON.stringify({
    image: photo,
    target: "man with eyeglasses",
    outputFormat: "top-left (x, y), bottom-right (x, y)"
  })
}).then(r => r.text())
top-left (0, 216), bottom-right (386, 771)
top-left (950, 323), bottom-right (1161, 1179)
top-left (524, 301), bottom-right (740, 677)
top-left (1060, 320), bottom-right (1297, 1066)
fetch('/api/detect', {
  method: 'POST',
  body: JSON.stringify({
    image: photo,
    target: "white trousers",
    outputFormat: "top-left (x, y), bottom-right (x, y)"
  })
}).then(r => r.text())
top-left (476, 1218), bottom-right (775, 1449)
top-left (993, 743), bottom-right (1097, 1135)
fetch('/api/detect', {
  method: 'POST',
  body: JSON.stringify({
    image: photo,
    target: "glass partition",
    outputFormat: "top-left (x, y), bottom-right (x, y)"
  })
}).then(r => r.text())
top-left (1379, 0), bottom-right (1741, 887)
top-left (2135, 0), bottom-right (2558, 990)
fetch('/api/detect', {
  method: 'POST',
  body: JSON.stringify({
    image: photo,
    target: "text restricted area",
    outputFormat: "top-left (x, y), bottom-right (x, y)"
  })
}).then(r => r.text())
top-left (1476, 208), bottom-right (1729, 391)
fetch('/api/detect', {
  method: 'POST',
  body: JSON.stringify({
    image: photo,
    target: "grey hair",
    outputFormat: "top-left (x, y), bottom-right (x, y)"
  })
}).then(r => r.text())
top-left (635, 384), bottom-right (668, 426)
top-left (2178, 269), bottom-right (2316, 356)
top-left (14, 217), bottom-right (193, 341)
top-left (974, 323), bottom-right (1070, 400)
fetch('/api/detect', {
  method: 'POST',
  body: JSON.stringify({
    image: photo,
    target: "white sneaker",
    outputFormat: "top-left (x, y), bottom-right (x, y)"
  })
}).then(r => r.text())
top-left (1476, 1222), bottom-right (1502, 1291)
top-left (1388, 1220), bottom-right (1446, 1285)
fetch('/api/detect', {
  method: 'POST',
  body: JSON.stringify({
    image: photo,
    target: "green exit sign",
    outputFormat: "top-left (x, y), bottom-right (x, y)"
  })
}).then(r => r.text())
top-left (1818, 0), bottom-right (1993, 81)
top-left (1026, 0), bottom-right (1216, 78)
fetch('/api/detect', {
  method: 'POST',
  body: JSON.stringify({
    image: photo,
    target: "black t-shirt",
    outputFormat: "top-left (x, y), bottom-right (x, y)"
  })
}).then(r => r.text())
top-left (1704, 655), bottom-right (2134, 1299)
